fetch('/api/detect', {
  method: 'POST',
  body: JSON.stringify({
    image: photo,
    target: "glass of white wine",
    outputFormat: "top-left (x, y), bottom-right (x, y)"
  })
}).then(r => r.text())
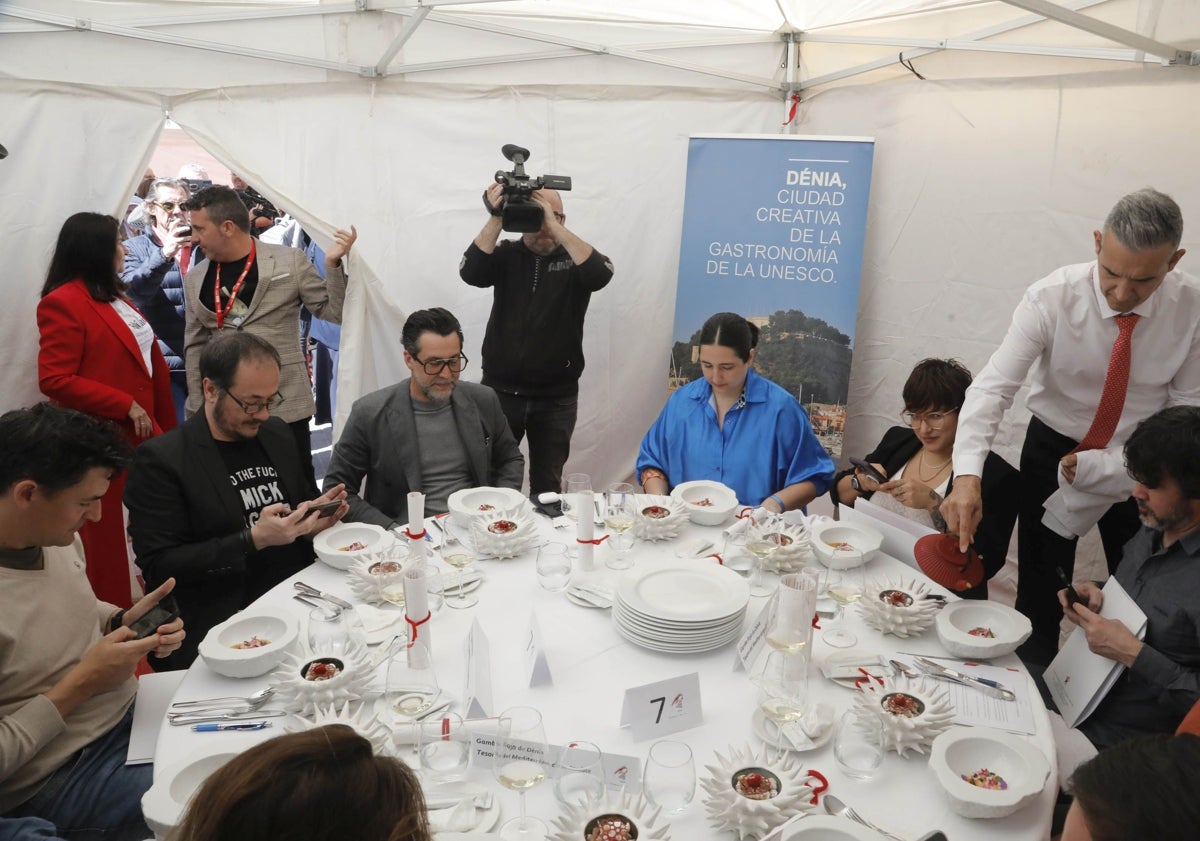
top-left (766, 573), bottom-right (817, 654)
top-left (745, 518), bottom-right (782, 598)
top-left (441, 524), bottom-right (478, 609)
top-left (604, 482), bottom-right (636, 571)
top-left (493, 706), bottom-right (550, 840)
top-left (371, 544), bottom-right (411, 608)
top-left (822, 551), bottom-right (865, 648)
top-left (755, 649), bottom-right (810, 724)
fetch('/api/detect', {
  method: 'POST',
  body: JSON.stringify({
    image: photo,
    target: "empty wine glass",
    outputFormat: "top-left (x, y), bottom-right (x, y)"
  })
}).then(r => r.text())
top-left (384, 637), bottom-right (440, 717)
top-left (822, 552), bottom-right (865, 648)
top-left (604, 483), bottom-right (636, 570)
top-left (643, 740), bottom-right (696, 814)
top-left (553, 741), bottom-right (605, 807)
top-left (493, 706), bottom-right (550, 840)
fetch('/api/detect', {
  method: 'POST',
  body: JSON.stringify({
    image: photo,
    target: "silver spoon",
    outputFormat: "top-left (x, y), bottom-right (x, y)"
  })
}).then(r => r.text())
top-left (170, 686), bottom-right (276, 709)
top-left (824, 794), bottom-right (906, 841)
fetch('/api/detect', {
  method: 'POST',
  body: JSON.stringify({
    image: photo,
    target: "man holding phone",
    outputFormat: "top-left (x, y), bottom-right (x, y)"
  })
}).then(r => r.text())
top-left (126, 333), bottom-right (348, 670)
top-left (0, 403), bottom-right (185, 840)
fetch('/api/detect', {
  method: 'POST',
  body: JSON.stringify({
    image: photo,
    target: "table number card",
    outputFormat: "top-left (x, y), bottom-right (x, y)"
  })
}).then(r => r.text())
top-left (620, 672), bottom-right (703, 741)
top-left (524, 611), bottom-right (553, 687)
top-left (733, 591), bottom-right (778, 672)
top-left (463, 618), bottom-right (494, 718)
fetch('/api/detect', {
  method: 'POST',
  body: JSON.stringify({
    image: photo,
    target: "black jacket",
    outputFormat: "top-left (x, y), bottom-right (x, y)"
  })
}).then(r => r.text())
top-left (125, 412), bottom-right (317, 669)
top-left (460, 240), bottom-right (613, 397)
top-left (831, 426), bottom-right (1020, 584)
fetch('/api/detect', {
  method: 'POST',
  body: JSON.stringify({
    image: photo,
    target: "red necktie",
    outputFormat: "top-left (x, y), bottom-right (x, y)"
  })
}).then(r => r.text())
top-left (1072, 313), bottom-right (1140, 453)
top-left (178, 244), bottom-right (193, 274)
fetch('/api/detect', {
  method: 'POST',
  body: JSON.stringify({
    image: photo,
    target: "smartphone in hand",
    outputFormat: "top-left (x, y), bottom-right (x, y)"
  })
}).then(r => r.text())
top-left (1056, 566), bottom-right (1083, 608)
top-left (849, 457), bottom-right (887, 484)
top-left (128, 593), bottom-right (180, 639)
top-left (304, 499), bottom-right (344, 519)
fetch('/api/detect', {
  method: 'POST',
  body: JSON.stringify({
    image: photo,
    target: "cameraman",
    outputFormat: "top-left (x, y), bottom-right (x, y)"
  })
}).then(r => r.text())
top-left (461, 184), bottom-right (613, 498)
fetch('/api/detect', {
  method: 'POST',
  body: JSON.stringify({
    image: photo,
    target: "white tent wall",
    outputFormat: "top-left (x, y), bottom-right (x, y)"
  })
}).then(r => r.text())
top-left (0, 80), bottom-right (165, 412)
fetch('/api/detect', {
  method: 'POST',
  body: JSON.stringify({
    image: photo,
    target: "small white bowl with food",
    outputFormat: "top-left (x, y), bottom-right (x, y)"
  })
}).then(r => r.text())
top-left (198, 609), bottom-right (298, 678)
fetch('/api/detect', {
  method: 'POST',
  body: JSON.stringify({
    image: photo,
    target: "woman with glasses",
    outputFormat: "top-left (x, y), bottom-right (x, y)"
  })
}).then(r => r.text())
top-left (831, 358), bottom-right (1018, 597)
top-left (37, 211), bottom-right (177, 607)
top-left (637, 312), bottom-right (835, 512)
top-left (121, 177), bottom-right (201, 422)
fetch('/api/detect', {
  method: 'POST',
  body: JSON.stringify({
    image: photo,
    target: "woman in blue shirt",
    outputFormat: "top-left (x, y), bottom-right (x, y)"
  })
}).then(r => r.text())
top-left (637, 312), bottom-right (834, 511)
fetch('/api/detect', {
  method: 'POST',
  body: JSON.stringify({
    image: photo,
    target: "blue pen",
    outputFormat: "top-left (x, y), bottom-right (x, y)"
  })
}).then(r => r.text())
top-left (192, 721), bottom-right (274, 732)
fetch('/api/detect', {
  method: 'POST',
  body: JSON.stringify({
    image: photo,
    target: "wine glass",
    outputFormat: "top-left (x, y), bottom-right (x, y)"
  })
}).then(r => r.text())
top-left (553, 741), bottom-right (605, 807)
top-left (562, 473), bottom-right (592, 521)
top-left (755, 649), bottom-right (810, 724)
top-left (604, 483), bottom-right (636, 570)
top-left (822, 552), bottom-right (865, 648)
top-left (493, 706), bottom-right (550, 840)
top-left (766, 573), bottom-right (817, 655)
top-left (441, 527), bottom-right (478, 609)
top-left (643, 739), bottom-right (696, 814)
top-left (745, 517), bottom-right (782, 597)
top-left (370, 544), bottom-right (410, 607)
top-left (384, 637), bottom-right (440, 717)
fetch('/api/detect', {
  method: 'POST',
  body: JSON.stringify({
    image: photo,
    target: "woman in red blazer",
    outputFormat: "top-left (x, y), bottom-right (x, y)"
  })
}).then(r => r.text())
top-left (38, 212), bottom-right (177, 607)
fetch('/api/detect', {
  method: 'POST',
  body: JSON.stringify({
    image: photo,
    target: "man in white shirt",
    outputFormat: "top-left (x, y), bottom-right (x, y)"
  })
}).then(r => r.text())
top-left (942, 188), bottom-right (1200, 665)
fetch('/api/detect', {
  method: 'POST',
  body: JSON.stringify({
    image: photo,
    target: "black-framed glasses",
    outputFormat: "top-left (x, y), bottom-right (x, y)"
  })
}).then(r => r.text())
top-left (414, 353), bottom-right (468, 375)
top-left (225, 390), bottom-right (284, 414)
top-left (900, 408), bottom-right (959, 429)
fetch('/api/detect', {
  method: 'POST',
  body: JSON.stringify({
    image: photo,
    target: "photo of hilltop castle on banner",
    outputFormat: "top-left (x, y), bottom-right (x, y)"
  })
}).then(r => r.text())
top-left (667, 308), bottom-right (851, 457)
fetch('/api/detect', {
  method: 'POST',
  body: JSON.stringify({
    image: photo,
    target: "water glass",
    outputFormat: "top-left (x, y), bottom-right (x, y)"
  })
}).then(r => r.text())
top-left (307, 608), bottom-right (349, 656)
top-left (604, 483), bottom-right (637, 570)
top-left (536, 543), bottom-right (572, 592)
top-left (834, 710), bottom-right (884, 780)
top-left (643, 740), bottom-right (696, 814)
top-left (418, 711), bottom-right (471, 783)
top-left (562, 473), bottom-right (592, 521)
top-left (553, 741), bottom-right (606, 807)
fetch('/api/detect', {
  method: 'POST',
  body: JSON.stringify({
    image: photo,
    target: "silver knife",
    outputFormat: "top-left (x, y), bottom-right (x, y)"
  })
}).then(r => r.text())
top-left (914, 657), bottom-right (1016, 701)
top-left (294, 581), bottom-right (354, 611)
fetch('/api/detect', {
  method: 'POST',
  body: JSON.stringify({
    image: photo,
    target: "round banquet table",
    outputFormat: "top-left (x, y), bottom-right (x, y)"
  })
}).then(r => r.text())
top-left (154, 513), bottom-right (1057, 840)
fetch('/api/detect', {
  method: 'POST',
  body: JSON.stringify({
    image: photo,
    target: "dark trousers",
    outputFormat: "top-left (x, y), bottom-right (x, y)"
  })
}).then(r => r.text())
top-left (496, 392), bottom-right (578, 498)
top-left (288, 417), bottom-right (316, 491)
top-left (1016, 416), bottom-right (1140, 666)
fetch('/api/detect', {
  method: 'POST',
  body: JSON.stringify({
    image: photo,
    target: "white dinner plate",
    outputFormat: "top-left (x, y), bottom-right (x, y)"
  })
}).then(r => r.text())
top-left (616, 562), bottom-right (749, 623)
top-left (613, 604), bottom-right (743, 642)
top-left (613, 595), bottom-right (745, 629)
top-left (614, 616), bottom-right (742, 653)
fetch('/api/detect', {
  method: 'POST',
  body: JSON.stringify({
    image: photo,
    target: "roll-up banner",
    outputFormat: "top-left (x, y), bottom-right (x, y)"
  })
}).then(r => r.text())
top-left (670, 134), bottom-right (876, 457)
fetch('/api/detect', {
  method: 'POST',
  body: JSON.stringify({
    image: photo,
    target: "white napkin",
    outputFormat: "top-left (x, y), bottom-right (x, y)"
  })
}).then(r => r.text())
top-left (427, 799), bottom-right (478, 833)
top-left (402, 566), bottom-right (432, 652)
top-left (1042, 470), bottom-right (1126, 538)
top-left (777, 702), bottom-right (834, 750)
top-left (576, 490), bottom-right (596, 571)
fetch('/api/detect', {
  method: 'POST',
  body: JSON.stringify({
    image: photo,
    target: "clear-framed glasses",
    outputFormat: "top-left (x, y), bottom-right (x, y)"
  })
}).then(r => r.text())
top-left (225, 391), bottom-right (284, 414)
top-left (900, 408), bottom-right (959, 429)
top-left (414, 353), bottom-right (468, 375)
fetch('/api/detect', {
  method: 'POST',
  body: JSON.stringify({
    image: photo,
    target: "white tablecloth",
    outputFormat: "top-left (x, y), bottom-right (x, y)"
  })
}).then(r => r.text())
top-left (154, 515), bottom-right (1056, 840)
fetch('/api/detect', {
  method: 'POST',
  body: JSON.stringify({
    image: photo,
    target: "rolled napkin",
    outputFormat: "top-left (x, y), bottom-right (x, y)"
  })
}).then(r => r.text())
top-left (406, 491), bottom-right (428, 562)
top-left (402, 566), bottom-right (432, 652)
top-left (575, 491), bottom-right (603, 571)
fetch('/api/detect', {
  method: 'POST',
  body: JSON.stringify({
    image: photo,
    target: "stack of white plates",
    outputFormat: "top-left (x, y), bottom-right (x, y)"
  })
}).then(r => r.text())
top-left (612, 563), bottom-right (749, 653)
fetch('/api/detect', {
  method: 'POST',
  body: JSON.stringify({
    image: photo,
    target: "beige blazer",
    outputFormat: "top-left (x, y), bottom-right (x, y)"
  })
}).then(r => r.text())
top-left (183, 241), bottom-right (346, 423)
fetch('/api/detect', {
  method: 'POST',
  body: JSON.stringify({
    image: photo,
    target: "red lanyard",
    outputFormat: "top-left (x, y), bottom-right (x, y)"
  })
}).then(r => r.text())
top-left (214, 241), bottom-right (256, 329)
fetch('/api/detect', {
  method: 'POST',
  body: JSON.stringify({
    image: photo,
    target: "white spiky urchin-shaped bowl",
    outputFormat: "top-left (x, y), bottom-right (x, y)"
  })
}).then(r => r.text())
top-left (346, 554), bottom-right (410, 606)
top-left (701, 743), bottom-right (818, 841)
top-left (288, 701), bottom-right (392, 755)
top-left (271, 640), bottom-right (376, 715)
top-left (856, 578), bottom-right (942, 638)
top-left (467, 508), bottom-right (541, 558)
top-left (632, 495), bottom-right (689, 541)
top-left (550, 789), bottom-right (672, 841)
top-left (853, 675), bottom-right (956, 756)
top-left (754, 521), bottom-right (816, 573)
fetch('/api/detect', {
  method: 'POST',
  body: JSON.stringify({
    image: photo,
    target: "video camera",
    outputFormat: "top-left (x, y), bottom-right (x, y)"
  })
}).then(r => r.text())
top-left (493, 144), bottom-right (571, 233)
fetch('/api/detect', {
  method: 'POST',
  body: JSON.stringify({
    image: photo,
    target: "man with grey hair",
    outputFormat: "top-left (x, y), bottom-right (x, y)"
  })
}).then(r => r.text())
top-left (943, 188), bottom-right (1200, 666)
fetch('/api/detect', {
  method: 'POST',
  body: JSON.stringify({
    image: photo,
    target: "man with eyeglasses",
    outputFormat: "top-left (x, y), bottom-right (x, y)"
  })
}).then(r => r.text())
top-left (125, 333), bottom-right (349, 670)
top-left (121, 178), bottom-right (204, 422)
top-left (324, 308), bottom-right (523, 527)
top-left (461, 185), bottom-right (613, 499)
top-left (942, 188), bottom-right (1200, 666)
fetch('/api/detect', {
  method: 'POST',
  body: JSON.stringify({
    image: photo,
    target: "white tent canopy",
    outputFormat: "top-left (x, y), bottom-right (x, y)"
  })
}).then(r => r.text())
top-left (3, 0), bottom-right (1199, 492)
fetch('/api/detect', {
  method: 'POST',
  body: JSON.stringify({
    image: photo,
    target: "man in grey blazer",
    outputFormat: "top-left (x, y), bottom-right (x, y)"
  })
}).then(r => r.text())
top-left (323, 308), bottom-right (524, 527)
top-left (181, 185), bottom-right (357, 485)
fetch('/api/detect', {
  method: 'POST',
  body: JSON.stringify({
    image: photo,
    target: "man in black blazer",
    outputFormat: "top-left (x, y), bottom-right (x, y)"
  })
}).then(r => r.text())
top-left (125, 333), bottom-right (348, 669)
top-left (323, 307), bottom-right (524, 527)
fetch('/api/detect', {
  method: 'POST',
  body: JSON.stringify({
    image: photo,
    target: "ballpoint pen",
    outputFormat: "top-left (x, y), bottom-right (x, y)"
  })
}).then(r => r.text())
top-left (192, 721), bottom-right (275, 732)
